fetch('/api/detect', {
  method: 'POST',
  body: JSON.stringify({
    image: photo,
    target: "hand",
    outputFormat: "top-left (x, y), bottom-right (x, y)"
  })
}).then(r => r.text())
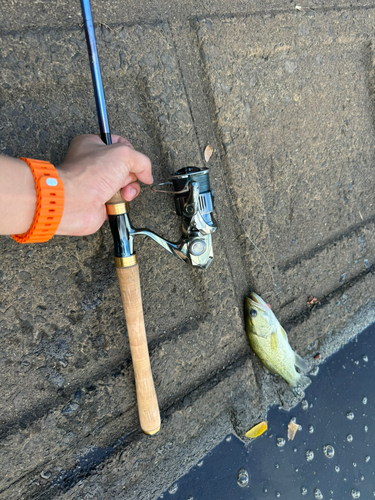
top-left (56, 134), bottom-right (153, 236)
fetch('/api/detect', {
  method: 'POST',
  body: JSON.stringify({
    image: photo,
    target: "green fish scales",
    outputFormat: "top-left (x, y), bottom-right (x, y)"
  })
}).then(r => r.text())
top-left (245, 292), bottom-right (310, 387)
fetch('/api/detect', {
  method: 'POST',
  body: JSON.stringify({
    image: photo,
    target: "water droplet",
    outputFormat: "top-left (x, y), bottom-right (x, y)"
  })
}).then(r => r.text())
top-left (364, 426), bottom-right (368, 432)
top-left (314, 488), bottom-right (323, 499)
top-left (365, 455), bottom-right (371, 462)
top-left (197, 460), bottom-right (203, 467)
top-left (362, 397), bottom-right (367, 405)
top-left (237, 468), bottom-right (249, 487)
top-left (363, 355), bottom-right (368, 362)
top-left (347, 434), bottom-right (353, 442)
top-left (309, 425), bottom-right (314, 434)
top-left (40, 470), bottom-right (51, 480)
top-left (301, 487), bottom-right (308, 496)
top-left (346, 411), bottom-right (355, 420)
top-left (351, 490), bottom-right (360, 499)
top-left (168, 484), bottom-right (178, 495)
top-left (335, 465), bottom-right (340, 472)
top-left (306, 450), bottom-right (314, 462)
top-left (277, 437), bottom-right (286, 447)
top-left (301, 400), bottom-right (308, 410)
top-left (323, 444), bottom-right (335, 459)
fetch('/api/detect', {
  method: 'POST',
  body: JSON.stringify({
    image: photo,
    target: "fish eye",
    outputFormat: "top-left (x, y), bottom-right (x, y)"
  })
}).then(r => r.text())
top-left (250, 309), bottom-right (257, 317)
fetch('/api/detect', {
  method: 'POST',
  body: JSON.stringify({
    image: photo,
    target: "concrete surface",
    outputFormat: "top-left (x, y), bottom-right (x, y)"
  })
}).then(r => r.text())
top-left (1, 1), bottom-right (375, 499)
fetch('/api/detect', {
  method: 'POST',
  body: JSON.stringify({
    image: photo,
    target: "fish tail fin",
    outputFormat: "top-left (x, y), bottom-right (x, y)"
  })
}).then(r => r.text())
top-left (294, 352), bottom-right (308, 372)
top-left (296, 374), bottom-right (311, 388)
top-left (291, 374), bottom-right (311, 395)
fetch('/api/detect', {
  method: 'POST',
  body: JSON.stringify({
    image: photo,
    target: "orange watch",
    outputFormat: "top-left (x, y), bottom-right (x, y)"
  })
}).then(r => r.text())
top-left (12, 158), bottom-right (64, 244)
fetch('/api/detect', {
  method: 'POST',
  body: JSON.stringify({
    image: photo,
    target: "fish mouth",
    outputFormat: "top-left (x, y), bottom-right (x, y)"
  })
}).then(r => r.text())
top-left (247, 292), bottom-right (269, 312)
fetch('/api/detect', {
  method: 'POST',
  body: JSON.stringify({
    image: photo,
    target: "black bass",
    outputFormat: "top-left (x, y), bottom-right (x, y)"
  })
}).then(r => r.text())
top-left (245, 292), bottom-right (310, 387)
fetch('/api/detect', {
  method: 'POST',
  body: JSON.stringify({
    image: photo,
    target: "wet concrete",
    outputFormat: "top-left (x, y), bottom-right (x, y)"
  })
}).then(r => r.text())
top-left (1, 1), bottom-right (375, 499)
top-left (159, 322), bottom-right (375, 499)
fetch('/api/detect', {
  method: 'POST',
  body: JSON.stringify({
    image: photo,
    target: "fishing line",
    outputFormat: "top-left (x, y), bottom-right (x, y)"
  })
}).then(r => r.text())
top-left (215, 160), bottom-right (281, 297)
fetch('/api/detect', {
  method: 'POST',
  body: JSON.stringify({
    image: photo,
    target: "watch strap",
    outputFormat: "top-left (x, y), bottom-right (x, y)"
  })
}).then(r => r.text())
top-left (12, 158), bottom-right (64, 243)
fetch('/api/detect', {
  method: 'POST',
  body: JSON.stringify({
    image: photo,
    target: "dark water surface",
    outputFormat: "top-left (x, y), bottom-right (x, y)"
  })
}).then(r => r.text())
top-left (160, 323), bottom-right (375, 499)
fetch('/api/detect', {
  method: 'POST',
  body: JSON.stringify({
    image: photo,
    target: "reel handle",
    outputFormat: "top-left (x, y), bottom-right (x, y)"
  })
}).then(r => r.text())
top-left (116, 263), bottom-right (161, 435)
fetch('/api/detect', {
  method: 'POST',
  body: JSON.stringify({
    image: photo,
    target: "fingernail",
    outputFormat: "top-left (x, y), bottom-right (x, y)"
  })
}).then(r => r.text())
top-left (129, 188), bottom-right (137, 199)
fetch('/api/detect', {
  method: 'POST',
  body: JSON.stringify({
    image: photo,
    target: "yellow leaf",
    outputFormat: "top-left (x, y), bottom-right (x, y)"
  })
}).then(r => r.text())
top-left (204, 145), bottom-right (213, 162)
top-left (245, 421), bottom-right (268, 439)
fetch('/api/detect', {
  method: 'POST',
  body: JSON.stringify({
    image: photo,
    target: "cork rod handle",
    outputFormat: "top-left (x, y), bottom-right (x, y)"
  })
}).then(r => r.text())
top-left (116, 264), bottom-right (161, 435)
top-left (108, 190), bottom-right (124, 205)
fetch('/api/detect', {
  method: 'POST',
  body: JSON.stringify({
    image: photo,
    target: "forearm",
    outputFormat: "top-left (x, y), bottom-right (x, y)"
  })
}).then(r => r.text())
top-left (0, 155), bottom-right (37, 235)
top-left (0, 135), bottom-right (152, 239)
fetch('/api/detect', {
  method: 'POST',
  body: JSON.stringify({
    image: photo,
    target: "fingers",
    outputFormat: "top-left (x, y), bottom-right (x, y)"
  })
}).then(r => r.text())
top-left (64, 134), bottom-right (153, 193)
top-left (110, 134), bottom-right (135, 150)
top-left (118, 145), bottom-right (153, 185)
top-left (121, 181), bottom-right (141, 201)
top-left (78, 134), bottom-right (153, 184)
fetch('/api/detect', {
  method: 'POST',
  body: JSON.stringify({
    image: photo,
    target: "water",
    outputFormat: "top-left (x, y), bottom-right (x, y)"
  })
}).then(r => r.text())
top-left (160, 322), bottom-right (375, 499)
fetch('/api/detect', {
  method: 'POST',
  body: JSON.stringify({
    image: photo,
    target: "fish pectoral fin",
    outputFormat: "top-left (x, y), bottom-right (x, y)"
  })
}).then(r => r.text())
top-left (280, 326), bottom-right (289, 341)
top-left (294, 352), bottom-right (308, 372)
top-left (270, 332), bottom-right (279, 351)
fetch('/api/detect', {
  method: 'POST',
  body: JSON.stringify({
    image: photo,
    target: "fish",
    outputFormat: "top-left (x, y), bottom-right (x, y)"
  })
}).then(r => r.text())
top-left (245, 292), bottom-right (310, 388)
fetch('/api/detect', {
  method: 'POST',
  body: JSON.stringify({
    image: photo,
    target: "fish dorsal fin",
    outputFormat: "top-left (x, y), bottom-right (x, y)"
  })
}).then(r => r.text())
top-left (270, 331), bottom-right (279, 351)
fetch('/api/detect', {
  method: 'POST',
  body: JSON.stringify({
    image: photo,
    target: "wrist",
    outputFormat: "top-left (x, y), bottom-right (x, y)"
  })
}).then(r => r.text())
top-left (53, 166), bottom-right (107, 237)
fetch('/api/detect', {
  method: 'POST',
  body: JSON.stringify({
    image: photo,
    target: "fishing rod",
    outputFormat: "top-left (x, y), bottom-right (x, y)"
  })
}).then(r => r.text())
top-left (80, 0), bottom-right (217, 434)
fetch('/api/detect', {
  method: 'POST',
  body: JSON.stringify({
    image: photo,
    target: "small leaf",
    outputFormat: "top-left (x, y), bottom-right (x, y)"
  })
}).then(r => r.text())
top-left (288, 420), bottom-right (299, 440)
top-left (245, 421), bottom-right (268, 439)
top-left (204, 145), bottom-right (213, 162)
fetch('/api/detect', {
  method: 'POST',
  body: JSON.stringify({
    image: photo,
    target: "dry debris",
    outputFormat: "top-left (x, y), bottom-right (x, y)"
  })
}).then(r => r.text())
top-left (204, 145), bottom-right (213, 162)
top-left (288, 420), bottom-right (300, 440)
top-left (307, 296), bottom-right (320, 308)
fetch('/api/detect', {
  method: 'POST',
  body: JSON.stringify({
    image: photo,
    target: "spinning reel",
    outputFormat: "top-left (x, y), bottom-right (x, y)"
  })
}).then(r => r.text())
top-left (108, 166), bottom-right (218, 270)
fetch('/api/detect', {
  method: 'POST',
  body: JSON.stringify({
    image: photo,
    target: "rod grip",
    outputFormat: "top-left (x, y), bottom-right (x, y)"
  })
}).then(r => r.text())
top-left (107, 190), bottom-right (124, 205)
top-left (116, 263), bottom-right (161, 435)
